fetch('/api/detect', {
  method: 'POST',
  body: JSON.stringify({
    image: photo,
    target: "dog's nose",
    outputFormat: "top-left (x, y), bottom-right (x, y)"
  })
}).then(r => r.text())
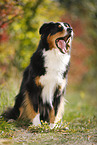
top-left (67, 28), bottom-right (72, 33)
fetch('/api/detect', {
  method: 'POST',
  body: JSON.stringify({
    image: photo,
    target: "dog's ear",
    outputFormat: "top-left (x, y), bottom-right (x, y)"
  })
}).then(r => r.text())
top-left (39, 22), bottom-right (55, 35)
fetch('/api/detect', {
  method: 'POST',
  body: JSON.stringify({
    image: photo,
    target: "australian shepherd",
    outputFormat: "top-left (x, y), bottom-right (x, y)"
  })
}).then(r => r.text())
top-left (2, 22), bottom-right (73, 128)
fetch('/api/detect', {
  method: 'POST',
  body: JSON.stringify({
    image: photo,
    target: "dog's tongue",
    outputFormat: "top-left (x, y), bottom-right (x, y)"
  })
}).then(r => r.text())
top-left (58, 40), bottom-right (66, 53)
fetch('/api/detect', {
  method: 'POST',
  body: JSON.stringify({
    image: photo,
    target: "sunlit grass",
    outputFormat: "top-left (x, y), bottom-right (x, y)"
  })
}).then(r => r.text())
top-left (63, 91), bottom-right (97, 122)
top-left (0, 77), bottom-right (97, 140)
top-left (0, 76), bottom-right (21, 113)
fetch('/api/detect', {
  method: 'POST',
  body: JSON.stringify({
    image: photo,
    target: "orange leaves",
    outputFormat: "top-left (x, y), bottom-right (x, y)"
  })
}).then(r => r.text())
top-left (0, 0), bottom-right (23, 28)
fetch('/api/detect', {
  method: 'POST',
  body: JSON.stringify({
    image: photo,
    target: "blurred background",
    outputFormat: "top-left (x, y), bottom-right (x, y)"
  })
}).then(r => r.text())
top-left (0, 0), bottom-right (97, 115)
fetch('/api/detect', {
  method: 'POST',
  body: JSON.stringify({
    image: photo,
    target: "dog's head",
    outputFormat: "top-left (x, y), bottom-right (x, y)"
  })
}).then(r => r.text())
top-left (39, 22), bottom-right (73, 54)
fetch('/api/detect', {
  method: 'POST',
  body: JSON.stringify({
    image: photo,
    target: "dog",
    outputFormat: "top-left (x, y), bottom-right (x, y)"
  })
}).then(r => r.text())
top-left (2, 22), bottom-right (73, 128)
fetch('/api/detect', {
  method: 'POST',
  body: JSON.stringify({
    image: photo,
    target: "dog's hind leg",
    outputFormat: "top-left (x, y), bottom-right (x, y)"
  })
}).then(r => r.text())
top-left (20, 91), bottom-right (41, 126)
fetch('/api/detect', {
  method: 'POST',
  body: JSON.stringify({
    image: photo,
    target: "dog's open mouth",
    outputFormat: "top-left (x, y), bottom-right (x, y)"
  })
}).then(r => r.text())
top-left (55, 34), bottom-right (71, 54)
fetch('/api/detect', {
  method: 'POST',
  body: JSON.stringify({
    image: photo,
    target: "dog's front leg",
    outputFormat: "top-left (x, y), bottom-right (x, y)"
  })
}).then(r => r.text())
top-left (49, 107), bottom-right (55, 129)
top-left (49, 95), bottom-right (65, 129)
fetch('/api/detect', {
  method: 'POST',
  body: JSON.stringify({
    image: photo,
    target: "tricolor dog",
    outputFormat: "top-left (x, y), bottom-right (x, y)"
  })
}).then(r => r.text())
top-left (2, 22), bottom-right (73, 128)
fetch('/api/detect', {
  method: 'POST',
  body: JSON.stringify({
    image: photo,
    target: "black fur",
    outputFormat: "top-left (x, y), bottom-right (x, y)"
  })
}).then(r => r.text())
top-left (2, 22), bottom-right (73, 124)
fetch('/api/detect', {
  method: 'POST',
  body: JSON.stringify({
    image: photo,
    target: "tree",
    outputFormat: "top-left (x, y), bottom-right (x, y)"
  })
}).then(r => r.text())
top-left (0, 0), bottom-right (64, 71)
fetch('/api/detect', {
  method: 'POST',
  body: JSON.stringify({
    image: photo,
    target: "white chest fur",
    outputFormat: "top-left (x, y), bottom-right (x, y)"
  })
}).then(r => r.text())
top-left (39, 49), bottom-right (70, 107)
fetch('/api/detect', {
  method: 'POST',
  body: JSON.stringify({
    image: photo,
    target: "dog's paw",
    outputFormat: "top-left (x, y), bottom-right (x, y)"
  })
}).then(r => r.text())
top-left (49, 123), bottom-right (55, 129)
top-left (32, 114), bottom-right (41, 126)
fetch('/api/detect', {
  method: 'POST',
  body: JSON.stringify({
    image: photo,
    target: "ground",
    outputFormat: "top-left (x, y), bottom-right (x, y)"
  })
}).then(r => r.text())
top-left (0, 81), bottom-right (97, 145)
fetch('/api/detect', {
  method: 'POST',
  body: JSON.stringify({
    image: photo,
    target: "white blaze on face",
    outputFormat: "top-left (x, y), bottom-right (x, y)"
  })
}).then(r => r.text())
top-left (58, 22), bottom-right (73, 37)
top-left (59, 22), bottom-right (67, 30)
top-left (58, 22), bottom-right (68, 36)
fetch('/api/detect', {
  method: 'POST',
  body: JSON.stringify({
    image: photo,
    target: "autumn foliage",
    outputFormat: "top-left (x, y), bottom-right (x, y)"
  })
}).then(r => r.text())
top-left (61, 15), bottom-right (91, 84)
top-left (0, 0), bottom-right (97, 89)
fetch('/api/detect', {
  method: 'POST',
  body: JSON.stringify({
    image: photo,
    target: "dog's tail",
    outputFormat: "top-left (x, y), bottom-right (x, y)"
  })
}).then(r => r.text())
top-left (1, 93), bottom-right (23, 121)
top-left (1, 107), bottom-right (20, 121)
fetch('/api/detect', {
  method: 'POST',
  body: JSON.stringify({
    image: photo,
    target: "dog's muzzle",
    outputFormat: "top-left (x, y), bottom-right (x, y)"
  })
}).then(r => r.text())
top-left (55, 27), bottom-right (73, 54)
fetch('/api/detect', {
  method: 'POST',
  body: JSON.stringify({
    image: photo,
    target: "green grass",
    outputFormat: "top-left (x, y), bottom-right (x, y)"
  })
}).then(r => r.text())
top-left (0, 79), bottom-right (97, 144)
top-left (0, 77), bottom-right (20, 113)
top-left (64, 91), bottom-right (97, 121)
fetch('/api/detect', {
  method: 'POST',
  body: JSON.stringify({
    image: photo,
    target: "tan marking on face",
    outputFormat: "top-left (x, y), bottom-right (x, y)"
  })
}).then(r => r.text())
top-left (18, 91), bottom-right (38, 121)
top-left (49, 107), bottom-right (55, 123)
top-left (47, 30), bottom-right (66, 49)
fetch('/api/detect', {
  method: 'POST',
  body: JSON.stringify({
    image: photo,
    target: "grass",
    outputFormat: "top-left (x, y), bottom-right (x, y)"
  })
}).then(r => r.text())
top-left (0, 78), bottom-right (97, 144)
